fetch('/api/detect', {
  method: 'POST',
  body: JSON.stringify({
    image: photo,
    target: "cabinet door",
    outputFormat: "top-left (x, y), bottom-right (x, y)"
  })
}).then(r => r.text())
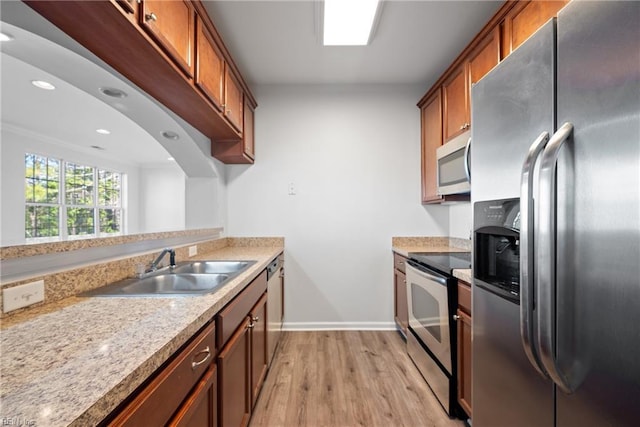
top-left (442, 64), bottom-right (469, 142)
top-left (394, 269), bottom-right (408, 335)
top-left (420, 89), bottom-right (443, 203)
top-left (195, 15), bottom-right (224, 111)
top-left (502, 0), bottom-right (569, 57)
top-left (218, 318), bottom-right (251, 427)
top-left (243, 98), bottom-right (255, 160)
top-left (249, 294), bottom-right (268, 409)
top-left (170, 364), bottom-right (217, 427)
top-left (468, 26), bottom-right (500, 87)
top-left (141, 0), bottom-right (194, 77)
top-left (224, 67), bottom-right (243, 132)
top-left (457, 308), bottom-right (472, 417)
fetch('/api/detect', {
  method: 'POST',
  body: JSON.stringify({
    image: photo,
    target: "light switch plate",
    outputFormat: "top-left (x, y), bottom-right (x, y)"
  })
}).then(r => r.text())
top-left (3, 280), bottom-right (45, 313)
top-left (189, 245), bottom-right (198, 257)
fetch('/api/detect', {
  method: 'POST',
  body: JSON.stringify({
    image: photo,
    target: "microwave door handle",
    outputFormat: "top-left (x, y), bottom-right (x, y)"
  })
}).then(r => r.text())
top-left (520, 131), bottom-right (550, 379)
top-left (464, 136), bottom-right (471, 182)
top-left (537, 122), bottom-right (575, 394)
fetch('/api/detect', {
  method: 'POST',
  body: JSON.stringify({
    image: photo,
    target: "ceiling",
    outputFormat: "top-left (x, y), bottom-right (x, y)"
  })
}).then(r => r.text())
top-left (1, 2), bottom-right (218, 176)
top-left (203, 0), bottom-right (503, 87)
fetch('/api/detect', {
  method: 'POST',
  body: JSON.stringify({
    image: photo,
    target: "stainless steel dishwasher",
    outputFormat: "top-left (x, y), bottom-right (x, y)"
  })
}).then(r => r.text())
top-left (266, 255), bottom-right (284, 365)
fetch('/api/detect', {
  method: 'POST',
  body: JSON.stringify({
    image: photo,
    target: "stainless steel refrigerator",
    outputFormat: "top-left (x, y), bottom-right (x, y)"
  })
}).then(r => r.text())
top-left (470, 1), bottom-right (640, 426)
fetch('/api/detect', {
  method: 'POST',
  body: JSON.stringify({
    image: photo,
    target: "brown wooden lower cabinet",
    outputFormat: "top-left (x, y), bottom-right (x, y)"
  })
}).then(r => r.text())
top-left (108, 322), bottom-right (216, 427)
top-left (393, 253), bottom-right (408, 335)
top-left (218, 317), bottom-right (251, 427)
top-left (457, 280), bottom-right (472, 418)
top-left (170, 364), bottom-right (218, 427)
top-left (249, 294), bottom-right (268, 409)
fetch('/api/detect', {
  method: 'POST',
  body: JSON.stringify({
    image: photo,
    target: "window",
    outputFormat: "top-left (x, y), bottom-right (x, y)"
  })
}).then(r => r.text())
top-left (24, 153), bottom-right (124, 241)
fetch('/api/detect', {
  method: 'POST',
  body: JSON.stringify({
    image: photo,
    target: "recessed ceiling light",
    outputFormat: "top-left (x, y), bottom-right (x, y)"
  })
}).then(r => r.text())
top-left (31, 80), bottom-right (56, 90)
top-left (162, 131), bottom-right (180, 140)
top-left (96, 129), bottom-right (111, 135)
top-left (99, 87), bottom-right (128, 98)
top-left (168, 157), bottom-right (175, 161)
top-left (0, 32), bottom-right (14, 42)
top-left (323, 0), bottom-right (381, 46)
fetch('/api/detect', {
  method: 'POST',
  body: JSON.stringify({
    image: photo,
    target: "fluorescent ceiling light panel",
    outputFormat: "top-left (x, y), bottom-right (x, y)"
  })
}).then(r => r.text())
top-left (323, 0), bottom-right (380, 46)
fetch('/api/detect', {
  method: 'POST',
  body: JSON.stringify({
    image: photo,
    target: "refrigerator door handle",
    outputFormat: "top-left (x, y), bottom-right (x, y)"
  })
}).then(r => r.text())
top-left (537, 122), bottom-right (575, 394)
top-left (464, 136), bottom-right (472, 182)
top-left (520, 131), bottom-right (550, 378)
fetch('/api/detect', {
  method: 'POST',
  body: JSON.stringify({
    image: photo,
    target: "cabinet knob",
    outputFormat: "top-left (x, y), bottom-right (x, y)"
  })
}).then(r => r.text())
top-left (252, 316), bottom-right (260, 322)
top-left (247, 322), bottom-right (255, 329)
top-left (145, 12), bottom-right (158, 22)
top-left (459, 124), bottom-right (465, 131)
top-left (453, 314), bottom-right (461, 321)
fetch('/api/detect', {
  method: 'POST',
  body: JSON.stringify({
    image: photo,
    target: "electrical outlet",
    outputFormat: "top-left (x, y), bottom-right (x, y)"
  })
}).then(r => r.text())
top-left (189, 245), bottom-right (198, 257)
top-left (3, 280), bottom-right (45, 313)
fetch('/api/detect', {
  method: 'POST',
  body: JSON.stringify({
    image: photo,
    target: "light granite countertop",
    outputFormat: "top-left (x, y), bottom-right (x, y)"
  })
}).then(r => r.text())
top-left (0, 244), bottom-right (283, 427)
top-left (391, 236), bottom-right (472, 284)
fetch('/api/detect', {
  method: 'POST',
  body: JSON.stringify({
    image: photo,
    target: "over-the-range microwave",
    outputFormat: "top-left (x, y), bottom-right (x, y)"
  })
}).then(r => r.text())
top-left (436, 130), bottom-right (471, 195)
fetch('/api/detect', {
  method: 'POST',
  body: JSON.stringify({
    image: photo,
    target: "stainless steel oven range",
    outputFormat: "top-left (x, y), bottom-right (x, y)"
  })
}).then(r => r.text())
top-left (406, 252), bottom-right (470, 418)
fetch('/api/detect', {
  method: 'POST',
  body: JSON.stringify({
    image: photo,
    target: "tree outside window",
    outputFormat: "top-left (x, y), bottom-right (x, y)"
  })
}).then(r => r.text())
top-left (24, 153), bottom-right (124, 241)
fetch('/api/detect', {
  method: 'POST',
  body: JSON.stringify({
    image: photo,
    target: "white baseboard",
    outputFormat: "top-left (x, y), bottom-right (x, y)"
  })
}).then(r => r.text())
top-left (282, 321), bottom-right (396, 331)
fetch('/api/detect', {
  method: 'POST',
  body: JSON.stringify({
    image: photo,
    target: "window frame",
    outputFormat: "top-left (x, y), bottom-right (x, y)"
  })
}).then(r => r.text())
top-left (24, 152), bottom-right (125, 242)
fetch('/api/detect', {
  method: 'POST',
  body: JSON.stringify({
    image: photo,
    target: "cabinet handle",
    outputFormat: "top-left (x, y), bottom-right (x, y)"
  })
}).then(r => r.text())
top-left (459, 124), bottom-right (465, 131)
top-left (399, 261), bottom-right (404, 265)
top-left (145, 12), bottom-right (158, 22)
top-left (191, 346), bottom-right (211, 370)
top-left (453, 314), bottom-right (461, 321)
top-left (252, 316), bottom-right (260, 322)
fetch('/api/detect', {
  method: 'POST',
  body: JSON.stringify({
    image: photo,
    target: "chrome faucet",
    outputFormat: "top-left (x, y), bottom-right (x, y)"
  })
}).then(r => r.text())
top-left (146, 248), bottom-right (176, 274)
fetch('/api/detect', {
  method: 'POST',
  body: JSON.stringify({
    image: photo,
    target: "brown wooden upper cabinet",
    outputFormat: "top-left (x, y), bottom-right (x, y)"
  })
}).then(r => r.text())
top-left (502, 0), bottom-right (570, 57)
top-left (443, 26), bottom-right (499, 144)
top-left (420, 89), bottom-right (443, 203)
top-left (224, 66), bottom-right (244, 133)
top-left (243, 98), bottom-right (255, 160)
top-left (468, 26), bottom-right (500, 89)
top-left (442, 63), bottom-right (469, 143)
top-left (140, 0), bottom-right (195, 78)
top-left (195, 14), bottom-right (224, 111)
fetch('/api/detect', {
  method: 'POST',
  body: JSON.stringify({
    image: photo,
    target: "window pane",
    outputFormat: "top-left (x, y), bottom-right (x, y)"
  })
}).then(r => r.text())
top-left (99, 208), bottom-right (121, 234)
top-left (67, 207), bottom-right (95, 236)
top-left (25, 205), bottom-right (59, 238)
top-left (65, 163), bottom-right (94, 205)
top-left (98, 170), bottom-right (121, 207)
top-left (25, 154), bottom-right (59, 203)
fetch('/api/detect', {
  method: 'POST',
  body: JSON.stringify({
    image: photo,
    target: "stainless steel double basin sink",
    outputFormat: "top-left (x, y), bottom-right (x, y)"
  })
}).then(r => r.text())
top-left (83, 260), bottom-right (256, 297)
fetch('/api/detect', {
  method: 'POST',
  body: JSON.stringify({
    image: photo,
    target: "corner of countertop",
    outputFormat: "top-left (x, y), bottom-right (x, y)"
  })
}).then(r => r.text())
top-left (391, 236), bottom-right (471, 256)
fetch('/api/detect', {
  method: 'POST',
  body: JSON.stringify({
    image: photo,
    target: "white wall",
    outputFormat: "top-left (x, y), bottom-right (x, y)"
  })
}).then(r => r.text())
top-left (226, 85), bottom-right (449, 329)
top-left (0, 126), bottom-right (141, 245)
top-left (139, 165), bottom-right (186, 232)
top-left (449, 202), bottom-right (472, 239)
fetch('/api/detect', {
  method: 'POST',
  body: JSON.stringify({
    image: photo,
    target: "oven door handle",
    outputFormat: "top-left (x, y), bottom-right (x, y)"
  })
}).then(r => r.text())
top-left (520, 131), bottom-right (550, 379)
top-left (406, 261), bottom-right (448, 286)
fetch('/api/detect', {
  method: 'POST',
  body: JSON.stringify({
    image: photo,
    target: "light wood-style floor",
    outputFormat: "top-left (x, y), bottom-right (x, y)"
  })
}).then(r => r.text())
top-left (250, 331), bottom-right (465, 427)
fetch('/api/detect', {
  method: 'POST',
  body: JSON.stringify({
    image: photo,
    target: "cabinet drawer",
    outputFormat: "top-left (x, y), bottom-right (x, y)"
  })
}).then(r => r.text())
top-left (217, 270), bottom-right (268, 348)
top-left (110, 321), bottom-right (216, 427)
top-left (458, 281), bottom-right (471, 315)
top-left (393, 253), bottom-right (407, 274)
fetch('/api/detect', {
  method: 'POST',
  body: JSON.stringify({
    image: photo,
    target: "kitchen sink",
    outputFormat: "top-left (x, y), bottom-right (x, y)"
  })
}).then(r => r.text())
top-left (171, 260), bottom-right (256, 275)
top-left (82, 260), bottom-right (256, 297)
